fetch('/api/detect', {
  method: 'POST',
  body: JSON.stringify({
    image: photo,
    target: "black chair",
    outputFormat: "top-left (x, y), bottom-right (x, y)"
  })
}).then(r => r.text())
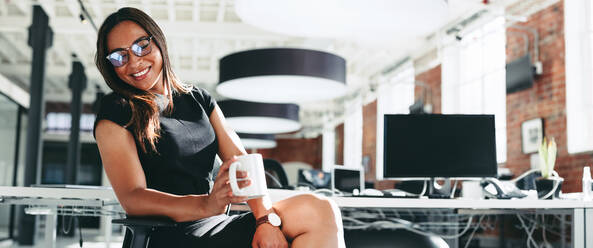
top-left (345, 229), bottom-right (449, 248)
top-left (113, 216), bottom-right (177, 248)
top-left (263, 159), bottom-right (290, 189)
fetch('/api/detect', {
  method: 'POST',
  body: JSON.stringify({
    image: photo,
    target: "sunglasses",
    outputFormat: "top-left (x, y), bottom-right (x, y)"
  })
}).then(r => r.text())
top-left (106, 36), bottom-right (153, 67)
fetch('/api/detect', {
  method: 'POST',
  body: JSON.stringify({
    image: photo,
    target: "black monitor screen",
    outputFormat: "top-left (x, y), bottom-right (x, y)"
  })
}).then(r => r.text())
top-left (333, 168), bottom-right (361, 193)
top-left (383, 114), bottom-right (497, 178)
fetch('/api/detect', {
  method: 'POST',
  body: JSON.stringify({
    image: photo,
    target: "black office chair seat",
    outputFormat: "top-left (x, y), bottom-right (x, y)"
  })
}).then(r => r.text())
top-left (345, 229), bottom-right (449, 248)
top-left (113, 216), bottom-right (178, 248)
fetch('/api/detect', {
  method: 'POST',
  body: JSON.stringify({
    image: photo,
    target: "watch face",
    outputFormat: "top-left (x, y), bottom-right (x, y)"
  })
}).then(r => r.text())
top-left (269, 213), bottom-right (281, 226)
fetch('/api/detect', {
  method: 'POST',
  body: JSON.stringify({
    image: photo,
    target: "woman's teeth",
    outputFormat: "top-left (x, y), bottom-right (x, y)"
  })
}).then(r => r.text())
top-left (133, 67), bottom-right (150, 77)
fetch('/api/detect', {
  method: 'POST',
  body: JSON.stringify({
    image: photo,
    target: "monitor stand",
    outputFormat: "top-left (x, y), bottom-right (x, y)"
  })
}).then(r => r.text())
top-left (427, 178), bottom-right (453, 199)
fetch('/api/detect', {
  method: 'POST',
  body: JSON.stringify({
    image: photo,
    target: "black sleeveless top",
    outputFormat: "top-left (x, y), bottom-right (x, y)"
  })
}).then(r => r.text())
top-left (93, 87), bottom-right (218, 196)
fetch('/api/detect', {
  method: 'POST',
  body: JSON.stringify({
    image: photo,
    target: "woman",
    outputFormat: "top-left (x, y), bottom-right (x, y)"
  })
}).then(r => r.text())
top-left (93, 7), bottom-right (344, 248)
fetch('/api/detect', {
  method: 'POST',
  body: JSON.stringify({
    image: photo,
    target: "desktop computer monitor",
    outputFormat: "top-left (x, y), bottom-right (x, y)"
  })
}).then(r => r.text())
top-left (383, 114), bottom-right (497, 179)
top-left (297, 168), bottom-right (331, 189)
top-left (331, 166), bottom-right (364, 194)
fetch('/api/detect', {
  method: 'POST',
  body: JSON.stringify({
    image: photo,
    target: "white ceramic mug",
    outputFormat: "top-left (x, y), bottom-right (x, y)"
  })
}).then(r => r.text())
top-left (461, 181), bottom-right (483, 199)
top-left (229, 154), bottom-right (268, 199)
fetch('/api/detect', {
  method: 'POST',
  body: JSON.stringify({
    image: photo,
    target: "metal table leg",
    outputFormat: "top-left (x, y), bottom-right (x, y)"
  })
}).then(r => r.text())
top-left (586, 208), bottom-right (593, 248)
top-left (44, 208), bottom-right (57, 248)
top-left (573, 208), bottom-right (585, 248)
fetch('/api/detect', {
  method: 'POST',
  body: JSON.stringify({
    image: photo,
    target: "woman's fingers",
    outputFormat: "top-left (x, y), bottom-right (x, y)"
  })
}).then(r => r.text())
top-left (218, 156), bottom-right (238, 175)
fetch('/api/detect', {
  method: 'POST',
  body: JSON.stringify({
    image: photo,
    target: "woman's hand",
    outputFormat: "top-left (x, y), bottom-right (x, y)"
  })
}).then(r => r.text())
top-left (252, 224), bottom-right (288, 248)
top-left (206, 156), bottom-right (250, 215)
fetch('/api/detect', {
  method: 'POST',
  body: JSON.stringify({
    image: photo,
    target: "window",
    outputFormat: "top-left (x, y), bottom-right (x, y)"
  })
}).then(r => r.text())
top-left (322, 129), bottom-right (335, 172)
top-left (441, 16), bottom-right (507, 163)
top-left (344, 98), bottom-right (363, 168)
top-left (565, 0), bottom-right (593, 154)
top-left (375, 61), bottom-right (415, 180)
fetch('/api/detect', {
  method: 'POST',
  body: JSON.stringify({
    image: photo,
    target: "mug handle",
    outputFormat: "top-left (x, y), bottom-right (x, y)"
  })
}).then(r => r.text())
top-left (229, 161), bottom-right (243, 196)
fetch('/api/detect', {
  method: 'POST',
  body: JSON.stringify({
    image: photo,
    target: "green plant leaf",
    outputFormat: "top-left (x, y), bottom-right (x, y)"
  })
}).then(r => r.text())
top-left (547, 138), bottom-right (557, 177)
top-left (539, 138), bottom-right (549, 178)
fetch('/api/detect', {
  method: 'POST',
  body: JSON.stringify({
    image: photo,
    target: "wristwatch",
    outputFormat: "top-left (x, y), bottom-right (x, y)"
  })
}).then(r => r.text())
top-left (255, 212), bottom-right (282, 229)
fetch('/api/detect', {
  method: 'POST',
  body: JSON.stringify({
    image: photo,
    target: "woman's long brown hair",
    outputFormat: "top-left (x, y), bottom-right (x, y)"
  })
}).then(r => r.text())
top-left (95, 7), bottom-right (190, 153)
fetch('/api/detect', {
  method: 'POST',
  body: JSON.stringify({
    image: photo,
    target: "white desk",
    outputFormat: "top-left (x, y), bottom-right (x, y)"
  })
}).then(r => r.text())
top-left (0, 186), bottom-right (122, 248)
top-left (261, 189), bottom-right (593, 248)
top-left (2, 186), bottom-right (592, 248)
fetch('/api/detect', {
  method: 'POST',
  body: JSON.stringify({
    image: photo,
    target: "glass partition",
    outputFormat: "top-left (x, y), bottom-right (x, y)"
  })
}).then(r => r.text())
top-left (0, 93), bottom-right (26, 240)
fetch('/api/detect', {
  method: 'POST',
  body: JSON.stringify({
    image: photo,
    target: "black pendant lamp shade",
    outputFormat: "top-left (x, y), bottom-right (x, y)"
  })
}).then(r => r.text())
top-left (238, 133), bottom-right (277, 149)
top-left (217, 48), bottom-right (347, 103)
top-left (218, 99), bottom-right (300, 134)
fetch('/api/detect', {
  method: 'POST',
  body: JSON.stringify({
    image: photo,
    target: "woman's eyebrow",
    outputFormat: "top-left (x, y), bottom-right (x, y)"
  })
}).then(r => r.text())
top-left (108, 35), bottom-right (149, 54)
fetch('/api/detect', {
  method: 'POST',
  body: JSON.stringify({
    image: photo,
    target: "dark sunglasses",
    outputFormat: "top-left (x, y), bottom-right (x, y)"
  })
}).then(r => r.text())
top-left (106, 36), bottom-right (153, 67)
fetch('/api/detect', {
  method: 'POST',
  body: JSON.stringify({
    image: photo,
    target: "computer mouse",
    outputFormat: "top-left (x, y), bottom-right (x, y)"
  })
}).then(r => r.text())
top-left (361, 188), bottom-right (384, 196)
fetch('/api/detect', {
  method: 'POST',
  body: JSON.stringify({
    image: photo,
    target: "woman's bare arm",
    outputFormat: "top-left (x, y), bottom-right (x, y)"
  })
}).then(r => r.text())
top-left (208, 106), bottom-right (276, 219)
top-left (95, 119), bottom-right (212, 222)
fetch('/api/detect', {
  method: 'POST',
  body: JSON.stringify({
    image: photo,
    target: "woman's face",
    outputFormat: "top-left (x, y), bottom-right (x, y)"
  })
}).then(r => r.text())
top-left (107, 21), bottom-right (164, 94)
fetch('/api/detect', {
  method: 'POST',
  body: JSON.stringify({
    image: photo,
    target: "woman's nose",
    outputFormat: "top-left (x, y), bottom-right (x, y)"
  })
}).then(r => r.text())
top-left (126, 52), bottom-right (144, 70)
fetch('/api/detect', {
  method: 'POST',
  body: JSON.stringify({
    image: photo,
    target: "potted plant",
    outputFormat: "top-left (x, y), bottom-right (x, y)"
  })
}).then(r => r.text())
top-left (536, 137), bottom-right (564, 199)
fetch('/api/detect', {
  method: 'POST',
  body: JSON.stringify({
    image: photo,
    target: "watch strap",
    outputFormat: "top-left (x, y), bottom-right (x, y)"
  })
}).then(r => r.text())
top-left (255, 215), bottom-right (270, 228)
top-left (255, 213), bottom-right (280, 229)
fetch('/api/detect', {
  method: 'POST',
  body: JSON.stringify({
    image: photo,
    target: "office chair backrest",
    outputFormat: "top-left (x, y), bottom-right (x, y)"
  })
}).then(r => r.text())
top-left (263, 159), bottom-right (289, 189)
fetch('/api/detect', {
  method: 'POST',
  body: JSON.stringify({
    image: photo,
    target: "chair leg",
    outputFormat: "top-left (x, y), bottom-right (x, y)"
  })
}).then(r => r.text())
top-left (128, 226), bottom-right (152, 248)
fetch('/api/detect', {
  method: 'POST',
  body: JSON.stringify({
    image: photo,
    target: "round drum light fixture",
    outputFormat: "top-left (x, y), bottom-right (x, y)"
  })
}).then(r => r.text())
top-left (217, 48), bottom-right (347, 103)
top-left (238, 133), bottom-right (277, 149)
top-left (235, 0), bottom-right (448, 40)
top-left (218, 100), bottom-right (301, 134)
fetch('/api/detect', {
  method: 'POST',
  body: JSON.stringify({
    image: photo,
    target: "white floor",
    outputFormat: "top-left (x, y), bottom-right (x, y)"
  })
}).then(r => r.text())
top-left (0, 228), bottom-right (124, 248)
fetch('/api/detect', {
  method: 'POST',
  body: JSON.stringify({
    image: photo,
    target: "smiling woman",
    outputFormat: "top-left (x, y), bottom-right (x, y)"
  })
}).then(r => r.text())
top-left (93, 7), bottom-right (345, 248)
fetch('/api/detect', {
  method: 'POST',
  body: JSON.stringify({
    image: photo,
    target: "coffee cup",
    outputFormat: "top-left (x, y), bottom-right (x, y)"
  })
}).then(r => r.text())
top-left (229, 153), bottom-right (268, 199)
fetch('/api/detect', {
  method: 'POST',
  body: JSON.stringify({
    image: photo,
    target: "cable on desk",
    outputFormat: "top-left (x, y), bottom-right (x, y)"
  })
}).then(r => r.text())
top-left (516, 213), bottom-right (539, 248)
top-left (450, 180), bottom-right (458, 199)
top-left (342, 214), bottom-right (482, 240)
top-left (463, 215), bottom-right (485, 248)
top-left (62, 215), bottom-right (74, 234)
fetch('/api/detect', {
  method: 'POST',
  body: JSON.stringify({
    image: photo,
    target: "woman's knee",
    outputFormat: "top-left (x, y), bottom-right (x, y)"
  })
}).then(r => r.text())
top-left (294, 194), bottom-right (339, 223)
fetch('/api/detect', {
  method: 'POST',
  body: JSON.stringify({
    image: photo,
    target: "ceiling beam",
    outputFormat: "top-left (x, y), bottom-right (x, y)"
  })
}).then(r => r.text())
top-left (193, 0), bottom-right (200, 22)
top-left (11, 0), bottom-right (30, 16)
top-left (167, 0), bottom-right (175, 22)
top-left (64, 35), bottom-right (90, 66)
top-left (141, 0), bottom-right (151, 15)
top-left (89, 0), bottom-right (103, 22)
top-left (0, 63), bottom-right (218, 85)
top-left (0, 73), bottom-right (29, 108)
top-left (0, 16), bottom-right (287, 40)
top-left (0, 33), bottom-right (30, 62)
top-left (216, 0), bottom-right (225, 23)
top-left (0, 39), bottom-right (18, 64)
top-left (64, 0), bottom-right (79, 18)
top-left (50, 35), bottom-right (73, 66)
top-left (37, 0), bottom-right (56, 19)
top-left (0, 0), bottom-right (7, 16)
top-left (192, 38), bottom-right (199, 71)
top-left (114, 0), bottom-right (125, 9)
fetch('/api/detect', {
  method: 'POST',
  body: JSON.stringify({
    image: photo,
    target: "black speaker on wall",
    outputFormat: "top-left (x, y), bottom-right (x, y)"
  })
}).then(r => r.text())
top-left (506, 55), bottom-right (535, 94)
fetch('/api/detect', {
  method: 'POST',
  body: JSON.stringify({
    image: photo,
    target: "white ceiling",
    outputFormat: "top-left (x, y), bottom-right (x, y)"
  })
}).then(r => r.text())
top-left (0, 0), bottom-right (557, 137)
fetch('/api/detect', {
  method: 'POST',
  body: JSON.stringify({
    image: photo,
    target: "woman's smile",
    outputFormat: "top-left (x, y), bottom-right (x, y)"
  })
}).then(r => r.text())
top-left (131, 66), bottom-right (151, 81)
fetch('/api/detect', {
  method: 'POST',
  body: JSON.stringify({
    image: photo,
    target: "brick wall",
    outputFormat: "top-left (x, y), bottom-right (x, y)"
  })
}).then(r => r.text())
top-left (258, 137), bottom-right (323, 169)
top-left (505, 0), bottom-right (593, 193)
top-left (263, 0), bottom-right (593, 193)
top-left (362, 100), bottom-right (377, 180)
top-left (415, 65), bottom-right (442, 114)
top-left (335, 123), bottom-right (344, 166)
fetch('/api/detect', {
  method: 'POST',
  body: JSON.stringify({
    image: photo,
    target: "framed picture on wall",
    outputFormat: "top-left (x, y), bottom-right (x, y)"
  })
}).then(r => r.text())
top-left (521, 118), bottom-right (543, 154)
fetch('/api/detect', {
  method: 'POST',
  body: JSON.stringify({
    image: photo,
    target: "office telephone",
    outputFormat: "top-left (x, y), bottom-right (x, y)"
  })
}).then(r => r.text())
top-left (481, 178), bottom-right (527, 199)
